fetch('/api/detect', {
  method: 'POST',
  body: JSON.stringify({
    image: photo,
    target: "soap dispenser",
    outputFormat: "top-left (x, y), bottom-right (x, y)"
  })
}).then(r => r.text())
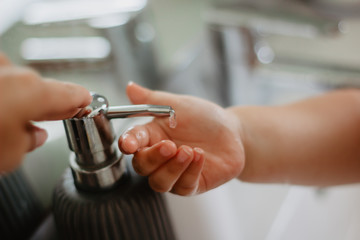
top-left (52, 93), bottom-right (176, 240)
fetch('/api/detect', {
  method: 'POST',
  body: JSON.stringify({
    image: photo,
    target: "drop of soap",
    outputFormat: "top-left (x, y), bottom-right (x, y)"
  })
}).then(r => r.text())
top-left (169, 110), bottom-right (177, 128)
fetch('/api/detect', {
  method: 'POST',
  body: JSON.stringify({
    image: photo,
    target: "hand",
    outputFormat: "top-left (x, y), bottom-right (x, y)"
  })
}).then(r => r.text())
top-left (119, 82), bottom-right (245, 196)
top-left (0, 53), bottom-right (92, 173)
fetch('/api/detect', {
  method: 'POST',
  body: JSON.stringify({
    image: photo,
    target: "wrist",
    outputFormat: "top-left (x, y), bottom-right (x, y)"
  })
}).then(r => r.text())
top-left (224, 106), bottom-right (249, 179)
top-left (225, 106), bottom-right (265, 182)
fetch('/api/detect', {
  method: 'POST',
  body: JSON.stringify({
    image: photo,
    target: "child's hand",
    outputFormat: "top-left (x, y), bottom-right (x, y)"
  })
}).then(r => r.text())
top-left (119, 83), bottom-right (245, 196)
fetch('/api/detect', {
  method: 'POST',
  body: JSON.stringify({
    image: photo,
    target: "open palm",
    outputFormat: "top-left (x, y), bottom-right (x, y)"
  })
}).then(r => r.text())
top-left (119, 83), bottom-right (245, 196)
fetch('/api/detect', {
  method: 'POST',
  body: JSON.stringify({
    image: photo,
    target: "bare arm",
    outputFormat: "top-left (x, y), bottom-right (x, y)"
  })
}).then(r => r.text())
top-left (233, 89), bottom-right (360, 186)
top-left (119, 83), bottom-right (360, 195)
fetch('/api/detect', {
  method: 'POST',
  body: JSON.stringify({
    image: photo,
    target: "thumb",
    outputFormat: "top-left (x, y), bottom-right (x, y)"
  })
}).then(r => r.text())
top-left (126, 82), bottom-right (176, 105)
top-left (27, 124), bottom-right (48, 152)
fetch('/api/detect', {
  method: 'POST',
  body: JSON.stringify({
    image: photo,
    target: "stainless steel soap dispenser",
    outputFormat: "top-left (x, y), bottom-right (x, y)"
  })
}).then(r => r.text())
top-left (52, 93), bottom-right (176, 240)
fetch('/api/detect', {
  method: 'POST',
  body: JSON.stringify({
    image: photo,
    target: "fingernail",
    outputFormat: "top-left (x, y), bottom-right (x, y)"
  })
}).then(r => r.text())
top-left (160, 145), bottom-right (172, 157)
top-left (121, 134), bottom-right (138, 152)
top-left (128, 81), bottom-right (134, 86)
top-left (135, 131), bottom-right (146, 144)
top-left (194, 148), bottom-right (204, 162)
top-left (194, 152), bottom-right (200, 162)
top-left (177, 148), bottom-right (191, 162)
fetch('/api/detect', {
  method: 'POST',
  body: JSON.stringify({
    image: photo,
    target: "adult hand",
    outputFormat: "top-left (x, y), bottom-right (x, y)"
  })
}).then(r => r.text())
top-left (119, 82), bottom-right (245, 196)
top-left (0, 53), bottom-right (92, 173)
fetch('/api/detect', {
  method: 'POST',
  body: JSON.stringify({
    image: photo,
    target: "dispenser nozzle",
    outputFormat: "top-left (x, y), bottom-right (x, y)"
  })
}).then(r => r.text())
top-left (74, 93), bottom-right (175, 120)
top-left (107, 105), bottom-right (174, 119)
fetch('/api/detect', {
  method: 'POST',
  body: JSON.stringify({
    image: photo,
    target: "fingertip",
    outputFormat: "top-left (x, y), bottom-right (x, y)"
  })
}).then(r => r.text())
top-left (193, 147), bottom-right (205, 162)
top-left (177, 145), bottom-right (194, 163)
top-left (159, 140), bottom-right (177, 157)
top-left (43, 80), bottom-right (92, 109)
top-left (73, 84), bottom-right (92, 107)
top-left (60, 81), bottom-right (92, 107)
top-left (119, 133), bottom-right (139, 154)
top-left (127, 81), bottom-right (135, 87)
top-left (170, 147), bottom-right (204, 196)
top-left (182, 145), bottom-right (194, 154)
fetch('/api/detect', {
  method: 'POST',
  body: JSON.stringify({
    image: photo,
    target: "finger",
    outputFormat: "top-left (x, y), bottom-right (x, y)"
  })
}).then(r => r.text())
top-left (30, 80), bottom-right (92, 121)
top-left (26, 123), bottom-right (48, 152)
top-left (131, 140), bottom-right (177, 176)
top-left (126, 81), bottom-right (179, 106)
top-left (148, 145), bottom-right (193, 193)
top-left (0, 52), bottom-right (11, 66)
top-left (119, 123), bottom-right (167, 154)
top-left (171, 147), bottom-right (205, 196)
top-left (119, 125), bottom-right (150, 154)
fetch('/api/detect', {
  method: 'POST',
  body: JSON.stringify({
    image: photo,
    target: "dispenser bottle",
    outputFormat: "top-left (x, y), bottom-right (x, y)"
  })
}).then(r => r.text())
top-left (0, 169), bottom-right (44, 240)
top-left (52, 93), bottom-right (176, 240)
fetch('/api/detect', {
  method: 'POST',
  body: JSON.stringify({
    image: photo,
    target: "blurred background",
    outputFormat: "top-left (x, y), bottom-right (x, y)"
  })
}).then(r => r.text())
top-left (2, 0), bottom-right (360, 239)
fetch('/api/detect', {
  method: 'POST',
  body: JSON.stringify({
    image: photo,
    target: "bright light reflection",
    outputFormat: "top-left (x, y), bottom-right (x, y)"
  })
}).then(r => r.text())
top-left (21, 37), bottom-right (111, 60)
top-left (23, 0), bottom-right (146, 25)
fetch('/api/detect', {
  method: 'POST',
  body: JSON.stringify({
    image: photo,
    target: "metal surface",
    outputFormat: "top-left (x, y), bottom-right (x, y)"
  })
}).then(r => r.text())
top-left (63, 114), bottom-right (116, 167)
top-left (63, 93), bottom-right (174, 191)
top-left (12, 0), bottom-right (160, 88)
top-left (75, 92), bottom-right (175, 118)
top-left (204, 0), bottom-right (360, 107)
top-left (69, 152), bottom-right (126, 191)
top-left (74, 93), bottom-right (109, 118)
top-left (107, 105), bottom-right (175, 119)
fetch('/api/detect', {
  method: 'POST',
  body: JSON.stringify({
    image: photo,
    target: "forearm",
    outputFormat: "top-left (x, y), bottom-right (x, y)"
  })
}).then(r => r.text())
top-left (229, 89), bottom-right (360, 186)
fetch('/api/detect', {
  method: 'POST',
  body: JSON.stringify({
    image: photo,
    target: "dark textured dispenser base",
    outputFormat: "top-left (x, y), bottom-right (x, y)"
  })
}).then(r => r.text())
top-left (52, 160), bottom-right (175, 240)
top-left (0, 169), bottom-right (44, 240)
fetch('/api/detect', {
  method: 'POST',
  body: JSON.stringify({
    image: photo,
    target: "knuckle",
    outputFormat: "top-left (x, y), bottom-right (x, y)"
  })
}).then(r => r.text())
top-left (19, 70), bottom-right (44, 96)
top-left (18, 68), bottom-right (41, 84)
top-left (0, 67), bottom-right (40, 87)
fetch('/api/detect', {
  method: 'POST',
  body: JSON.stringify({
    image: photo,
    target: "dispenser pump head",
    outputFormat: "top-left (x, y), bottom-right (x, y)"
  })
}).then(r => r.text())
top-left (63, 92), bottom-right (175, 191)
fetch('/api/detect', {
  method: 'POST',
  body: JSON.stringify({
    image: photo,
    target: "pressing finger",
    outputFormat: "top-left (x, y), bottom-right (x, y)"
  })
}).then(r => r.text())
top-left (31, 80), bottom-right (92, 120)
top-left (148, 145), bottom-right (193, 193)
top-left (132, 140), bottom-right (177, 176)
